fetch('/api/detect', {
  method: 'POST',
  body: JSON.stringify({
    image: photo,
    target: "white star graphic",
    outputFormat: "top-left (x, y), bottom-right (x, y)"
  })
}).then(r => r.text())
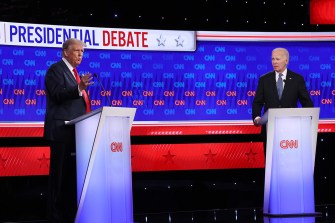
top-left (175, 35), bottom-right (184, 47)
top-left (157, 34), bottom-right (166, 46)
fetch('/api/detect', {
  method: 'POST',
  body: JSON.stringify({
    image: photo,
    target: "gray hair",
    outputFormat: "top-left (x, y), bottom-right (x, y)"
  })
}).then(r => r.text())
top-left (272, 47), bottom-right (289, 61)
top-left (62, 38), bottom-right (86, 56)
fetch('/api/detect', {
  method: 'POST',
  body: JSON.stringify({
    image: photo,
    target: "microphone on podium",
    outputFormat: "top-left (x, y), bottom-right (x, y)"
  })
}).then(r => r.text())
top-left (93, 73), bottom-right (112, 106)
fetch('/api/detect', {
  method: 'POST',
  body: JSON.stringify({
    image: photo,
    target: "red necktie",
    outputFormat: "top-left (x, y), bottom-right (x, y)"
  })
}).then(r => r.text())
top-left (73, 68), bottom-right (91, 113)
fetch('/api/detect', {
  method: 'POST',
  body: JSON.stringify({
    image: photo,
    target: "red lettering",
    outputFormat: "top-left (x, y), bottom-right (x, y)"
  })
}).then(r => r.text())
top-left (102, 30), bottom-right (148, 48)
top-left (111, 30), bottom-right (118, 46)
top-left (127, 31), bottom-right (134, 47)
top-left (119, 31), bottom-right (126, 46)
top-left (110, 142), bottom-right (123, 152)
top-left (280, 140), bottom-right (298, 149)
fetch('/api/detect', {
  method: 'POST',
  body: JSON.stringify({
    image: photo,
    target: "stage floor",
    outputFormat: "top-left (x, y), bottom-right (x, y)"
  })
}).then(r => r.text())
top-left (2, 205), bottom-right (334, 223)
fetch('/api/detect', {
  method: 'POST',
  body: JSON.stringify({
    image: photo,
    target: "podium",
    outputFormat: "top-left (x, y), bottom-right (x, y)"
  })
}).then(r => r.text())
top-left (263, 108), bottom-right (320, 216)
top-left (67, 106), bottom-right (136, 223)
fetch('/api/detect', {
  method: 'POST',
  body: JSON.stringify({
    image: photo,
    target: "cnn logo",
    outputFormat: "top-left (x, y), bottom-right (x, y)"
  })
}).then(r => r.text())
top-left (110, 142), bottom-right (123, 152)
top-left (280, 140), bottom-right (298, 149)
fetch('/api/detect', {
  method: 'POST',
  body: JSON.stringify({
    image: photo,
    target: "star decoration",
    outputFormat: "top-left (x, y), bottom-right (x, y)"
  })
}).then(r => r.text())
top-left (0, 154), bottom-right (7, 169)
top-left (245, 147), bottom-right (258, 162)
top-left (157, 34), bottom-right (166, 46)
top-left (163, 150), bottom-right (176, 163)
top-left (204, 149), bottom-right (217, 163)
top-left (175, 35), bottom-right (184, 47)
top-left (37, 153), bottom-right (50, 168)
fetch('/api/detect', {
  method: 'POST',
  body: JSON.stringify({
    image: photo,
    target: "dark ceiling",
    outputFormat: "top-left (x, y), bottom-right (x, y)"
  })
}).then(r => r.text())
top-left (0, 0), bottom-right (334, 32)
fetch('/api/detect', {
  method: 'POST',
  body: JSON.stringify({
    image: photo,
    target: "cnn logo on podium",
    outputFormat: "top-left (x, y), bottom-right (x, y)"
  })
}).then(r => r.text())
top-left (110, 142), bottom-right (123, 152)
top-left (280, 140), bottom-right (298, 149)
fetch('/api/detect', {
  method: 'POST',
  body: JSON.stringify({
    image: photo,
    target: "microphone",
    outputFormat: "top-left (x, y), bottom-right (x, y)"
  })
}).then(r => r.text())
top-left (93, 73), bottom-right (112, 106)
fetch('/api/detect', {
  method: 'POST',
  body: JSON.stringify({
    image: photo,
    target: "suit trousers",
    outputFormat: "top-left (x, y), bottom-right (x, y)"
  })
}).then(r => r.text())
top-left (47, 140), bottom-right (77, 223)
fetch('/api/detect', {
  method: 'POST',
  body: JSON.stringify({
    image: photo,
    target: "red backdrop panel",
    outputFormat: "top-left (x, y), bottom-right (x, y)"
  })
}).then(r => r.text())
top-left (0, 147), bottom-right (50, 176)
top-left (131, 142), bottom-right (264, 172)
top-left (310, 0), bottom-right (335, 24)
top-left (0, 142), bottom-right (264, 176)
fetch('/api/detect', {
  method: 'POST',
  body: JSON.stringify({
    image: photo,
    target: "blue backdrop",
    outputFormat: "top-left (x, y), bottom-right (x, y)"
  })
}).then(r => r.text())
top-left (0, 41), bottom-right (334, 121)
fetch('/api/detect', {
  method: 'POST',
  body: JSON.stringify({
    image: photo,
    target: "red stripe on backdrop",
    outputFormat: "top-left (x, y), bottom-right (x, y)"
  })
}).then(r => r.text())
top-left (0, 147), bottom-right (50, 176)
top-left (0, 123), bottom-right (45, 137)
top-left (0, 142), bottom-right (264, 176)
top-left (131, 122), bottom-right (261, 135)
top-left (1, 121), bottom-right (335, 137)
top-left (0, 122), bottom-right (261, 137)
top-left (131, 142), bottom-right (264, 172)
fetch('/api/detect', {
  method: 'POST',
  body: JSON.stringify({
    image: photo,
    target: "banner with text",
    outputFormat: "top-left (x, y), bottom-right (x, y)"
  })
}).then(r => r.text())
top-left (0, 21), bottom-right (196, 51)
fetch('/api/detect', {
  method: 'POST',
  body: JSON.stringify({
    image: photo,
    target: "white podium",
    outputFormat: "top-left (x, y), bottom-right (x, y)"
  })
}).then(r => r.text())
top-left (67, 106), bottom-right (136, 223)
top-left (263, 108), bottom-right (320, 216)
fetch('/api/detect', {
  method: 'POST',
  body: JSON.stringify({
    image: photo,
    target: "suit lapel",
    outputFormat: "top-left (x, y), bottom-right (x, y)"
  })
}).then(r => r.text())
top-left (60, 60), bottom-right (77, 85)
top-left (281, 70), bottom-right (293, 99)
top-left (269, 72), bottom-right (279, 99)
top-left (68, 69), bottom-right (78, 85)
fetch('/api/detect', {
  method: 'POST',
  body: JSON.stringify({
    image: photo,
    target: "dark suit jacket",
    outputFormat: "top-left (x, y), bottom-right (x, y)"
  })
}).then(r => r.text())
top-left (252, 69), bottom-right (314, 121)
top-left (43, 59), bottom-right (87, 142)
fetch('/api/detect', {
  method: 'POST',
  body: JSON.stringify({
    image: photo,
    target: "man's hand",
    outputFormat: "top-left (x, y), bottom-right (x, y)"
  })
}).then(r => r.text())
top-left (79, 73), bottom-right (94, 91)
top-left (254, 117), bottom-right (261, 126)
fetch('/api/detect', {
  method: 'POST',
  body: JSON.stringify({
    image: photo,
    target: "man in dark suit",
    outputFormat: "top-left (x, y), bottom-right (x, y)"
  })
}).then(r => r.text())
top-left (252, 47), bottom-right (314, 156)
top-left (44, 38), bottom-right (93, 223)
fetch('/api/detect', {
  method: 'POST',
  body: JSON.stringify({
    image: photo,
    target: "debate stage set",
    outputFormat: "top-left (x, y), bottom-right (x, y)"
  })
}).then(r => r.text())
top-left (1, 21), bottom-right (335, 222)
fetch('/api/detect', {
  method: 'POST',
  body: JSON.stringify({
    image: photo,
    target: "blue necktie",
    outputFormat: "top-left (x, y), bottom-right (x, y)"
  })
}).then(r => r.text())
top-left (276, 73), bottom-right (284, 99)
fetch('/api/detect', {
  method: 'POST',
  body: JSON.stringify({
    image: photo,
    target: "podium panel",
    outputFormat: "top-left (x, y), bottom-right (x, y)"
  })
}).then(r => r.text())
top-left (263, 108), bottom-right (319, 216)
top-left (67, 107), bottom-right (136, 223)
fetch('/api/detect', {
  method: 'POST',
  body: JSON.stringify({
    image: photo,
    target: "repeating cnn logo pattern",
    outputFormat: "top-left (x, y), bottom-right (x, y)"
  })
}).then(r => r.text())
top-left (110, 142), bottom-right (123, 152)
top-left (1, 42), bottom-right (334, 123)
top-left (280, 140), bottom-right (298, 149)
